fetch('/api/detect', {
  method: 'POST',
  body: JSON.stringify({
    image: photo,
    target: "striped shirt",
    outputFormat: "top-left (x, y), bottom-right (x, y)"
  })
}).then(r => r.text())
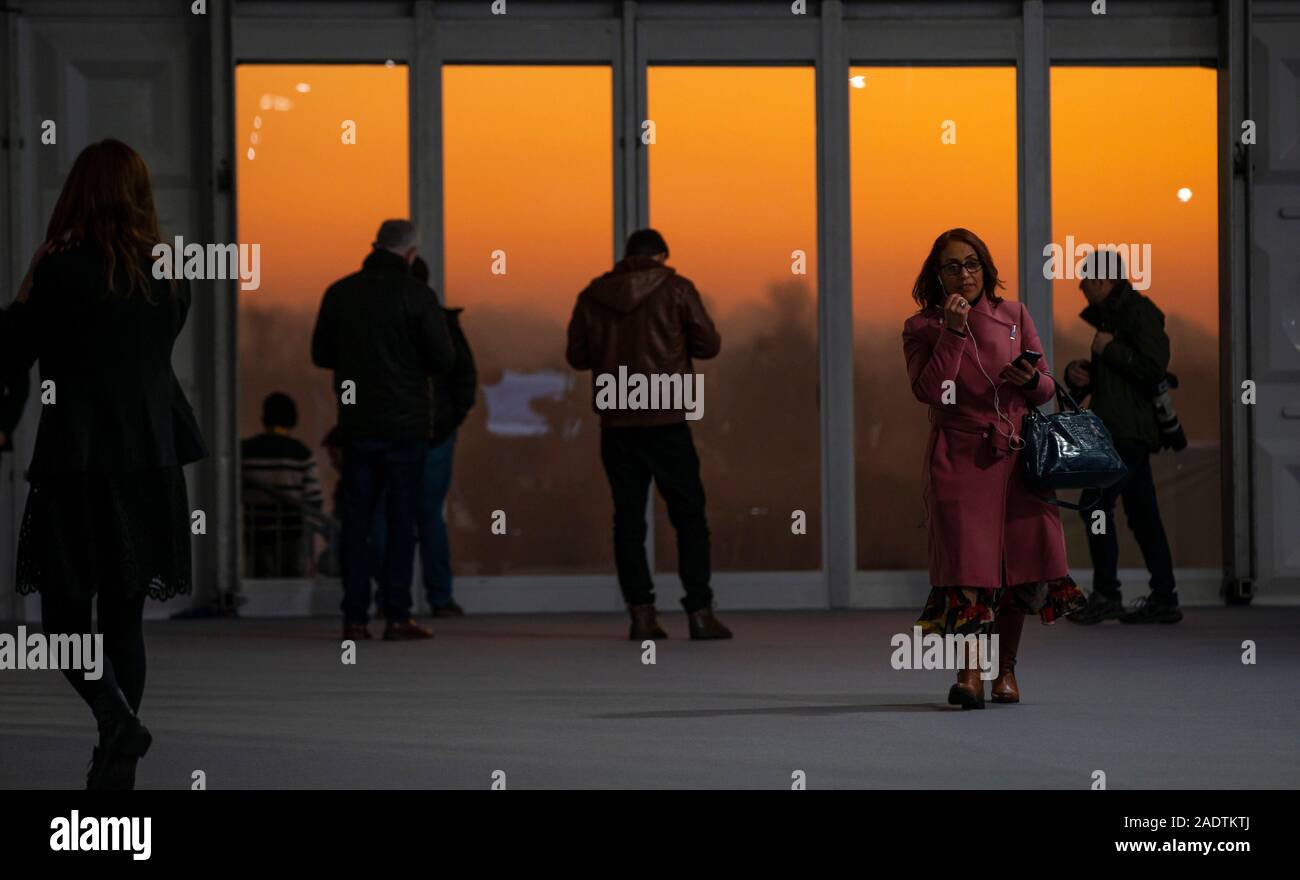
top-left (240, 432), bottom-right (324, 528)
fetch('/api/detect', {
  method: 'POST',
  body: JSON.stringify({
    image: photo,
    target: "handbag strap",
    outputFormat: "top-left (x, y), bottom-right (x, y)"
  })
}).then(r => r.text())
top-left (1051, 376), bottom-right (1085, 413)
top-left (1031, 370), bottom-right (1083, 413)
top-left (1036, 487), bottom-right (1103, 511)
top-left (1025, 370), bottom-right (1080, 419)
top-left (1023, 371), bottom-right (1085, 447)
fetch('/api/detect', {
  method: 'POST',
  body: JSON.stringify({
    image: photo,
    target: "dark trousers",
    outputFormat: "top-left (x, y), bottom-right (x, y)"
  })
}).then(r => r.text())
top-left (370, 434), bottom-right (457, 609)
top-left (339, 439), bottom-right (425, 624)
top-left (41, 589), bottom-right (148, 717)
top-left (600, 423), bottom-right (713, 613)
top-left (1080, 437), bottom-right (1177, 604)
top-left (416, 435), bottom-right (456, 607)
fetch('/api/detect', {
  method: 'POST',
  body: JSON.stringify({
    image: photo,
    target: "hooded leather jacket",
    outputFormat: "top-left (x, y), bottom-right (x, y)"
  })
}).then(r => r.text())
top-left (565, 255), bottom-right (721, 428)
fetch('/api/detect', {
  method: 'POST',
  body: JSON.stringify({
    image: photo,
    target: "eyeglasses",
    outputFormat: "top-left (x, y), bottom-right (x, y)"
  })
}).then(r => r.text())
top-left (939, 259), bottom-right (984, 278)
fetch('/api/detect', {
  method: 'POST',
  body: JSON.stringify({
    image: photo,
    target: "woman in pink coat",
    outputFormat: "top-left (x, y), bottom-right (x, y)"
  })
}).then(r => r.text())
top-left (901, 228), bottom-right (1085, 709)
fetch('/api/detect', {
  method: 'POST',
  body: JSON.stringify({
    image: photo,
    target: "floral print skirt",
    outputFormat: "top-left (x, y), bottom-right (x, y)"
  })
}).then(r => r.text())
top-left (917, 576), bottom-right (1086, 636)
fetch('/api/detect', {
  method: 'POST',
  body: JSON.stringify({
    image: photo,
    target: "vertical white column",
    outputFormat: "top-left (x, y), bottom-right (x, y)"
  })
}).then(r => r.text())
top-left (1018, 0), bottom-right (1053, 369)
top-left (818, 0), bottom-right (855, 608)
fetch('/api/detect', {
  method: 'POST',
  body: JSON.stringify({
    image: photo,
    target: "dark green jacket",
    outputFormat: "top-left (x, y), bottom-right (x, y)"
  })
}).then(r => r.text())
top-left (1069, 281), bottom-right (1169, 451)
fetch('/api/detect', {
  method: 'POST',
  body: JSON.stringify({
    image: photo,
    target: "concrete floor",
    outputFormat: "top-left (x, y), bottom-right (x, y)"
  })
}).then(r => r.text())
top-left (1, 609), bottom-right (1296, 789)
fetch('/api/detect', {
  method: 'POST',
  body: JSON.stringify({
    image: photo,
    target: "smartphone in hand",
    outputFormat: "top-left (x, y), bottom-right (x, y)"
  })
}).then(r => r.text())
top-left (1014, 350), bottom-right (1042, 369)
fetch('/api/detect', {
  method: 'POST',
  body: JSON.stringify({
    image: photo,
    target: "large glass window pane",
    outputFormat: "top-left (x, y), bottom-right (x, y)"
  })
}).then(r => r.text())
top-left (442, 65), bottom-right (613, 575)
top-left (646, 66), bottom-right (820, 573)
top-left (850, 67), bottom-right (1019, 570)
top-left (236, 64), bottom-right (409, 578)
top-left (1050, 67), bottom-right (1220, 569)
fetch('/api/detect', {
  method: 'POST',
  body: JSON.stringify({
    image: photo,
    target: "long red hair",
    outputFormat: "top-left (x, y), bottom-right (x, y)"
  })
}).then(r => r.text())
top-left (44, 139), bottom-right (165, 299)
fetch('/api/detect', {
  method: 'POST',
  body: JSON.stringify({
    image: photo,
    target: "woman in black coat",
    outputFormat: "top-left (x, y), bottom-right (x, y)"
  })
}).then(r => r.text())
top-left (0, 139), bottom-right (206, 789)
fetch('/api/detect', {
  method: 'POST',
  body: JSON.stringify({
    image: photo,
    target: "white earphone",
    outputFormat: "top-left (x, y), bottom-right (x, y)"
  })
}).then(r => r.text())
top-left (938, 274), bottom-right (1024, 450)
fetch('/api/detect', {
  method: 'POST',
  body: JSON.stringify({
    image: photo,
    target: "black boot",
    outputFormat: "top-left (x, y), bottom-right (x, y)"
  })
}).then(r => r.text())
top-left (1067, 591), bottom-right (1124, 625)
top-left (86, 686), bottom-right (151, 790)
top-left (1119, 593), bottom-right (1183, 624)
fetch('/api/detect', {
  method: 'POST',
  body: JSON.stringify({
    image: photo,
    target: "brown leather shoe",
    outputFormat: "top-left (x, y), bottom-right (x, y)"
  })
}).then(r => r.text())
top-left (342, 623), bottom-right (371, 641)
top-left (991, 611), bottom-right (1024, 703)
top-left (948, 667), bottom-right (985, 709)
top-left (382, 619), bottom-right (434, 641)
top-left (947, 639), bottom-right (985, 709)
top-left (628, 604), bottom-right (668, 640)
top-left (687, 607), bottom-right (732, 640)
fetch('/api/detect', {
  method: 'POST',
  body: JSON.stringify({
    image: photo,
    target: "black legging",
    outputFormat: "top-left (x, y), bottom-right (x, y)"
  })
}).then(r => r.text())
top-left (40, 589), bottom-right (147, 716)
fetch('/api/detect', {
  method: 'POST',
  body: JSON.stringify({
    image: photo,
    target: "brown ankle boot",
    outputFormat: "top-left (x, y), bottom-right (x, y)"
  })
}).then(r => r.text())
top-left (383, 619), bottom-right (434, 641)
top-left (991, 611), bottom-right (1024, 703)
top-left (628, 604), bottom-right (667, 640)
top-left (687, 607), bottom-right (732, 640)
top-left (947, 641), bottom-right (985, 709)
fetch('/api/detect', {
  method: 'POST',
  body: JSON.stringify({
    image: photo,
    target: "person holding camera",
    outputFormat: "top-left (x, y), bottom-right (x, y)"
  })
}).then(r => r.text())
top-left (1065, 250), bottom-right (1181, 625)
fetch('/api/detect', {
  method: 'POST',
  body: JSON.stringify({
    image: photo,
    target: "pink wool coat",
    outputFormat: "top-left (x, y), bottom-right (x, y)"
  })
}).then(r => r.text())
top-left (901, 294), bottom-right (1070, 590)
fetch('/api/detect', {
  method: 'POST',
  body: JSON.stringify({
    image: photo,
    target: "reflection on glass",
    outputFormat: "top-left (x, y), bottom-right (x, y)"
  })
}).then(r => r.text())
top-left (648, 66), bottom-right (819, 572)
top-left (236, 64), bottom-right (409, 577)
top-left (443, 65), bottom-right (613, 575)
top-left (482, 370), bottom-right (576, 438)
top-left (1050, 66), bottom-right (1220, 569)
top-left (850, 67), bottom-right (1019, 570)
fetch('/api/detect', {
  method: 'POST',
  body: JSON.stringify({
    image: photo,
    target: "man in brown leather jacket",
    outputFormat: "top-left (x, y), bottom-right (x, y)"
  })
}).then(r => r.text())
top-left (566, 229), bottom-right (732, 641)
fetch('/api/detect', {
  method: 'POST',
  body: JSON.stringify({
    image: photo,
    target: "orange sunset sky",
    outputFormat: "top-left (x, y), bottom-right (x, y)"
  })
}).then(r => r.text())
top-left (235, 62), bottom-right (1218, 407)
top-left (236, 62), bottom-right (1216, 325)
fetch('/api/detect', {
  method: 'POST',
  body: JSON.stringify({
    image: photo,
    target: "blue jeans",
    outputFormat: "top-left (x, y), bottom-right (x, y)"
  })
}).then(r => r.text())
top-left (339, 439), bottom-right (426, 624)
top-left (371, 435), bottom-right (457, 609)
